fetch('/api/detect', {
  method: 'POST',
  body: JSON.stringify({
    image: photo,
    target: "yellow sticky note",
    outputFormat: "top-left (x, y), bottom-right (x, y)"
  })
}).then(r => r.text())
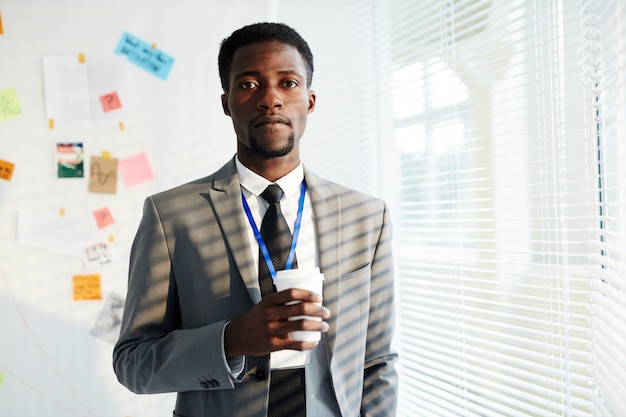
top-left (73, 274), bottom-right (102, 301)
top-left (78, 53), bottom-right (86, 63)
top-left (0, 159), bottom-right (15, 181)
top-left (0, 87), bottom-right (23, 123)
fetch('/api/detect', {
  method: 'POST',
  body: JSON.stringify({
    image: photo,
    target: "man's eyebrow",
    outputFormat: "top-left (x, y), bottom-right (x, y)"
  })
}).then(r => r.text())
top-left (232, 69), bottom-right (305, 80)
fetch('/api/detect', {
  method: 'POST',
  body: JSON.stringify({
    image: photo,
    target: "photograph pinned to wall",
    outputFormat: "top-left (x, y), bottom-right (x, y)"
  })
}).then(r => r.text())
top-left (0, 159), bottom-right (15, 181)
top-left (56, 142), bottom-right (84, 178)
top-left (89, 154), bottom-right (118, 194)
top-left (90, 292), bottom-right (125, 344)
top-left (0, 87), bottom-right (23, 123)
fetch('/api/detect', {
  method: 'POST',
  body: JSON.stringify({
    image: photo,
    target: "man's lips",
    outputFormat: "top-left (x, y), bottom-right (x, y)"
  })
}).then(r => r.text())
top-left (251, 115), bottom-right (291, 128)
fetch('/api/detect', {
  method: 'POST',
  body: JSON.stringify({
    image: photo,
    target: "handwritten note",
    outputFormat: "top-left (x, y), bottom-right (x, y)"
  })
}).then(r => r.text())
top-left (119, 152), bottom-right (154, 187)
top-left (99, 91), bottom-right (122, 112)
top-left (73, 274), bottom-right (102, 301)
top-left (114, 32), bottom-right (175, 80)
top-left (0, 159), bottom-right (15, 180)
top-left (89, 155), bottom-right (118, 194)
top-left (0, 87), bottom-right (23, 122)
top-left (84, 242), bottom-right (113, 267)
top-left (93, 207), bottom-right (114, 229)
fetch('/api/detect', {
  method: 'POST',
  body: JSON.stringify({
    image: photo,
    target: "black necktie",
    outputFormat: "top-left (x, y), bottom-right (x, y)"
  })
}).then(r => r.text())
top-left (259, 184), bottom-right (306, 417)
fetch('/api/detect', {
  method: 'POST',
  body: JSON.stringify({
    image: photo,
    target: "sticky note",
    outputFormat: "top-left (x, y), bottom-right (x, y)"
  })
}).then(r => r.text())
top-left (0, 87), bottom-right (23, 122)
top-left (114, 32), bottom-right (175, 80)
top-left (89, 155), bottom-right (118, 194)
top-left (93, 207), bottom-right (114, 229)
top-left (99, 91), bottom-right (122, 112)
top-left (73, 274), bottom-right (102, 300)
top-left (119, 152), bottom-right (154, 187)
top-left (0, 372), bottom-right (4, 386)
top-left (0, 159), bottom-right (15, 180)
top-left (0, 11), bottom-right (4, 35)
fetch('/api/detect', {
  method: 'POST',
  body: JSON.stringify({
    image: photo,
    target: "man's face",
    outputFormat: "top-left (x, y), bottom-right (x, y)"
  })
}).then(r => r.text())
top-left (221, 41), bottom-right (316, 161)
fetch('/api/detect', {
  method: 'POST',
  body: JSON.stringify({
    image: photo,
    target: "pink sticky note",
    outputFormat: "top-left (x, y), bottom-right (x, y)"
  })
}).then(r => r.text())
top-left (99, 91), bottom-right (122, 112)
top-left (93, 207), bottom-right (115, 229)
top-left (119, 152), bottom-right (154, 187)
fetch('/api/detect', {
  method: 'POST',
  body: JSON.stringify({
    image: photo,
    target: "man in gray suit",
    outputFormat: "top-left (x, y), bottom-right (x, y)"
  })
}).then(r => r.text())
top-left (113, 22), bottom-right (398, 417)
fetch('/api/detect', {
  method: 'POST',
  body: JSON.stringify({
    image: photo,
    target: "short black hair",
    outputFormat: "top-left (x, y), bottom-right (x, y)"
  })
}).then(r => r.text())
top-left (218, 22), bottom-right (314, 92)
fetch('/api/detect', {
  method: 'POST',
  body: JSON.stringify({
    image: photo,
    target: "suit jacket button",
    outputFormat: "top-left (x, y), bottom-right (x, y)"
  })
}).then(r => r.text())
top-left (254, 369), bottom-right (268, 381)
top-left (200, 381), bottom-right (210, 389)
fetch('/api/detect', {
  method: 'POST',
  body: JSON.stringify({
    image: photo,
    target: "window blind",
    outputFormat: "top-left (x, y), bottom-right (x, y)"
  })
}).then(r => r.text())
top-left (381, 0), bottom-right (626, 415)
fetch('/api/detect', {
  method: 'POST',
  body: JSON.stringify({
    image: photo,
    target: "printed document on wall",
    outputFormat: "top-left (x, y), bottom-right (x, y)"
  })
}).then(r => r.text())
top-left (43, 56), bottom-right (128, 125)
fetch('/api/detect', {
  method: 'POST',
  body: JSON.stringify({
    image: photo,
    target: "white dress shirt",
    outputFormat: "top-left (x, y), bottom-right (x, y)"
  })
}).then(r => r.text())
top-left (235, 156), bottom-right (342, 415)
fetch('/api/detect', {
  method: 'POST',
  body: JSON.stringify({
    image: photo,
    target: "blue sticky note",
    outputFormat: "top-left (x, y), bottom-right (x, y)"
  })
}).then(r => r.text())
top-left (114, 32), bottom-right (175, 80)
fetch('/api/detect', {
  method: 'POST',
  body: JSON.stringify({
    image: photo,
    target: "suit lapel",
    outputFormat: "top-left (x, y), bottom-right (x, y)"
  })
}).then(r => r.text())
top-left (305, 169), bottom-right (341, 357)
top-left (208, 159), bottom-right (261, 305)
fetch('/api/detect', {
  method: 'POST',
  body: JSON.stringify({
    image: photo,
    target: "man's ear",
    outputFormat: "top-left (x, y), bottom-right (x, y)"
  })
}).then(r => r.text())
top-left (308, 90), bottom-right (316, 114)
top-left (221, 94), bottom-right (230, 116)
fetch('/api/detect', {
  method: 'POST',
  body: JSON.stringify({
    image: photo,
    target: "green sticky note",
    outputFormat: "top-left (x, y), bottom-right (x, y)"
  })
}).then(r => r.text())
top-left (0, 87), bottom-right (23, 122)
top-left (0, 372), bottom-right (5, 386)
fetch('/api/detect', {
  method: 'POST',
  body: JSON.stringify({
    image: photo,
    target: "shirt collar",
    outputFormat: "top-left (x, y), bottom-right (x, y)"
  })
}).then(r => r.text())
top-left (235, 155), bottom-right (304, 198)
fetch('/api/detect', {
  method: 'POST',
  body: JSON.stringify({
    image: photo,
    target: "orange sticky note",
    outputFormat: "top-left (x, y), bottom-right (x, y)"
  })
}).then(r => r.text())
top-left (0, 159), bottom-right (15, 181)
top-left (93, 207), bottom-right (115, 229)
top-left (73, 274), bottom-right (102, 301)
top-left (0, 11), bottom-right (4, 35)
top-left (99, 91), bottom-right (122, 112)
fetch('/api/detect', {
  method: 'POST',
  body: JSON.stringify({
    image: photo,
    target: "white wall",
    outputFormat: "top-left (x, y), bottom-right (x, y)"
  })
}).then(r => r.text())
top-left (0, 1), bottom-right (382, 416)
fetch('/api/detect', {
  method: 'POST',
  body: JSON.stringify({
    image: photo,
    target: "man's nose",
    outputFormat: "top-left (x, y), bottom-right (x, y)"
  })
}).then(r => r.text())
top-left (256, 86), bottom-right (283, 109)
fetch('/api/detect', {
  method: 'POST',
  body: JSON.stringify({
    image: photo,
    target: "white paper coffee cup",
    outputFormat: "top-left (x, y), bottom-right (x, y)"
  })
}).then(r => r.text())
top-left (274, 267), bottom-right (324, 342)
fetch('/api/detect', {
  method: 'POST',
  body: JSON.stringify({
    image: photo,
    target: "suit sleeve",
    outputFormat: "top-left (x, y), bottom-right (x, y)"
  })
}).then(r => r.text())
top-left (361, 203), bottom-right (399, 417)
top-left (112, 196), bottom-right (238, 394)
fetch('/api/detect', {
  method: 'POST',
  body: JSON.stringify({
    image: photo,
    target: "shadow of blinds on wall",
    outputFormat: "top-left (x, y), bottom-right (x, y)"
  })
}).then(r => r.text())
top-left (387, 0), bottom-right (626, 416)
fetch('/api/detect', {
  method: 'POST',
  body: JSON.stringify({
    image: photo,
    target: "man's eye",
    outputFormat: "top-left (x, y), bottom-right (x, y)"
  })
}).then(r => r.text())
top-left (283, 80), bottom-right (299, 88)
top-left (240, 81), bottom-right (257, 89)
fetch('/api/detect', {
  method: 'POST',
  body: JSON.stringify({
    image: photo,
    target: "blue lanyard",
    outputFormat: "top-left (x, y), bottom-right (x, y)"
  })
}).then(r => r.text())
top-left (241, 180), bottom-right (307, 281)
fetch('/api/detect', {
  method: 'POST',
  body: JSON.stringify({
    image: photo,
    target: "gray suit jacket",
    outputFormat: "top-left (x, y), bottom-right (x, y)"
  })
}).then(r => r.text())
top-left (113, 157), bottom-right (398, 417)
